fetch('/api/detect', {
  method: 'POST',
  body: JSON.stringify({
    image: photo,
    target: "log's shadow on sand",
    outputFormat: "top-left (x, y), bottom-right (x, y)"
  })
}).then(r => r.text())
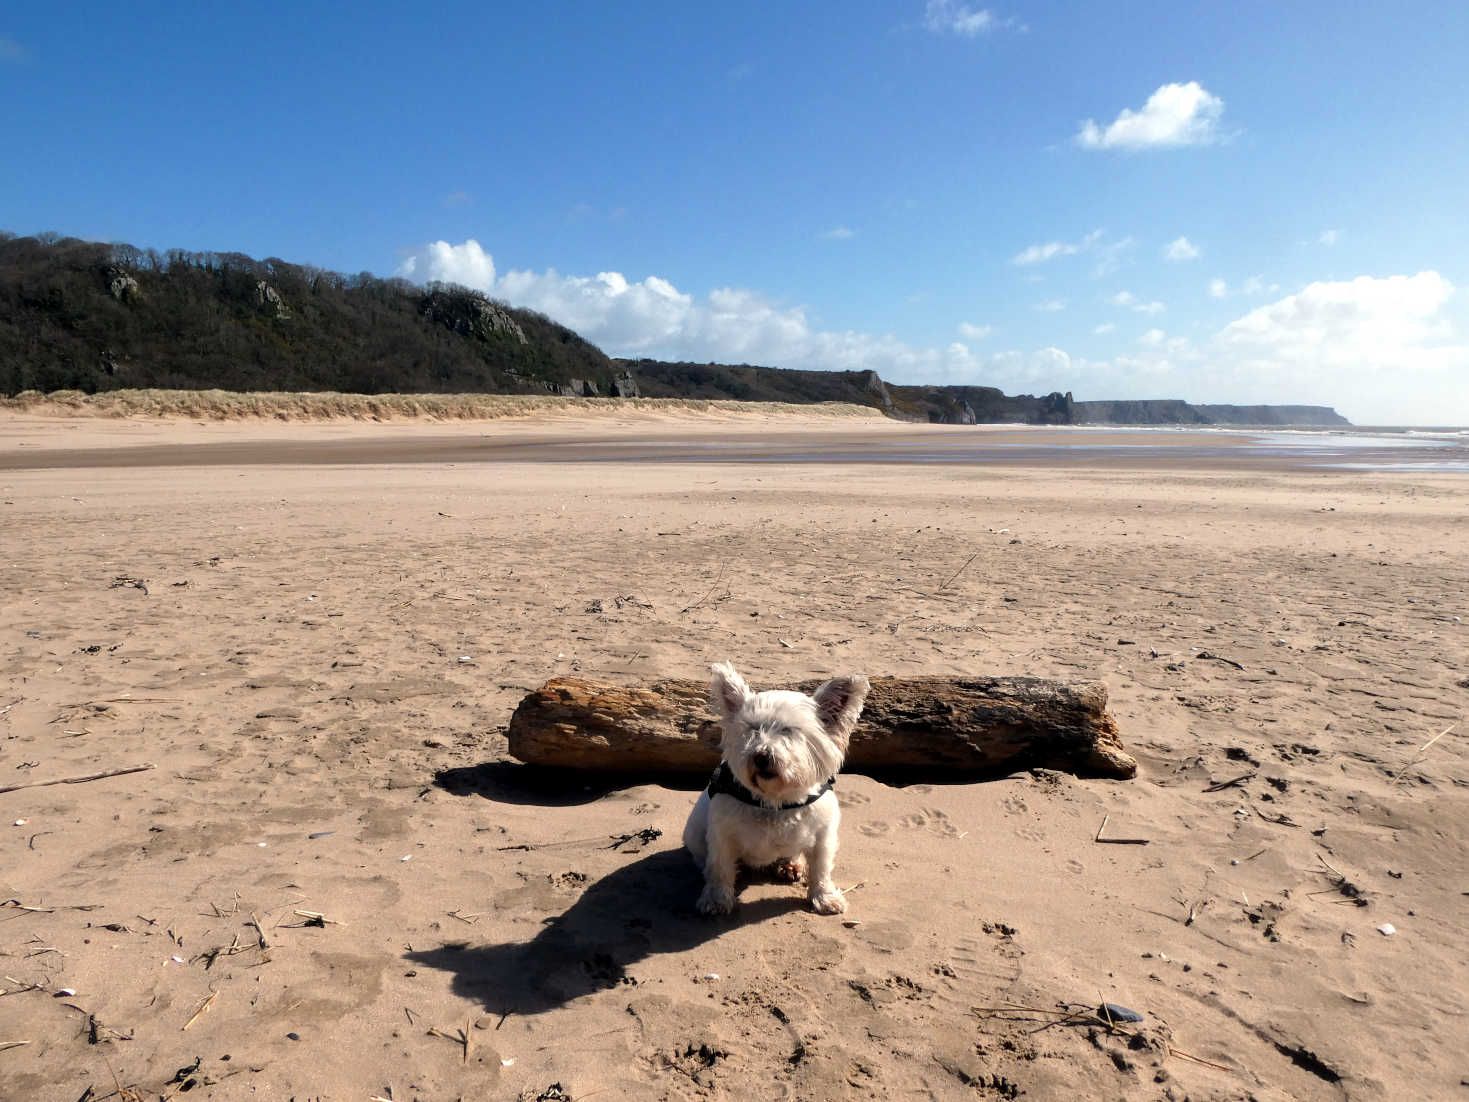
top-left (433, 762), bottom-right (704, 806)
top-left (434, 762), bottom-right (1019, 807)
top-left (404, 848), bottom-right (804, 1015)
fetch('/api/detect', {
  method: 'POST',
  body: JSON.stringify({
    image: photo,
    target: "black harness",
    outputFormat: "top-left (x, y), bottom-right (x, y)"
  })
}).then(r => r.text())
top-left (706, 761), bottom-right (835, 811)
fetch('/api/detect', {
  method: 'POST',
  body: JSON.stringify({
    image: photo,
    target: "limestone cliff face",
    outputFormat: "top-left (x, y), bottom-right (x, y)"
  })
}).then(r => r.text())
top-left (420, 288), bottom-right (528, 345)
top-left (1074, 399), bottom-right (1348, 427)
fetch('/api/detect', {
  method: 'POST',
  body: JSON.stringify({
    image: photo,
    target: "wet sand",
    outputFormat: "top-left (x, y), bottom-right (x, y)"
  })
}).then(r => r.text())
top-left (1, 410), bottom-right (1465, 1099)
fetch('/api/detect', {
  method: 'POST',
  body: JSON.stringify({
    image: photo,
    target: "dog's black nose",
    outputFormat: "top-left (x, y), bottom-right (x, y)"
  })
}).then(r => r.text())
top-left (753, 749), bottom-right (774, 772)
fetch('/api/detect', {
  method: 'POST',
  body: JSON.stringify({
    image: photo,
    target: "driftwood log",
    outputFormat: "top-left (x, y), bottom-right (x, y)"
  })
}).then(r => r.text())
top-left (507, 676), bottom-right (1135, 779)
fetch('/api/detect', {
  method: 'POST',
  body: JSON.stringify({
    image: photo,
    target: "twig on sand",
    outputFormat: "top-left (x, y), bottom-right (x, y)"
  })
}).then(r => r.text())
top-left (0, 698), bottom-right (21, 717)
top-left (679, 562), bottom-right (729, 615)
top-left (2, 899), bottom-right (99, 917)
top-left (1389, 722), bottom-right (1457, 786)
top-left (0, 1040), bottom-right (32, 1052)
top-left (247, 912), bottom-right (269, 951)
top-left (936, 552), bottom-right (980, 594)
top-left (0, 763), bottom-right (155, 795)
top-left (427, 1024), bottom-right (471, 1063)
top-left (1094, 815), bottom-right (1150, 845)
top-left (183, 990), bottom-right (218, 1030)
top-left (1204, 773), bottom-right (1255, 793)
top-left (288, 909), bottom-right (343, 927)
top-left (1168, 1047), bottom-right (1233, 1073)
top-left (1195, 651), bottom-right (1245, 671)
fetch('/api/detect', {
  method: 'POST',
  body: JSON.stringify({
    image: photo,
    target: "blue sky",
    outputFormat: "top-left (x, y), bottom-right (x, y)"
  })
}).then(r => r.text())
top-left (4, 2), bottom-right (1466, 423)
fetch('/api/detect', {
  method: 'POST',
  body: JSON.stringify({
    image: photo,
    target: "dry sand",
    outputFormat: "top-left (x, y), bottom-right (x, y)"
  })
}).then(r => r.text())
top-left (1, 409), bottom-right (1465, 1100)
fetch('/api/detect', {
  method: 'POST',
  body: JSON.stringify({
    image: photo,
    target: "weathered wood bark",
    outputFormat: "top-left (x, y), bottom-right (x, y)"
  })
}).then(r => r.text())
top-left (507, 676), bottom-right (1135, 779)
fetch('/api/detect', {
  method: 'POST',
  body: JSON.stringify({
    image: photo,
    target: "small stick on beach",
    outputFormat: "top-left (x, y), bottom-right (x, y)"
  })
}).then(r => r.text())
top-left (1169, 1046), bottom-right (1234, 1073)
top-left (0, 763), bottom-right (155, 796)
top-left (0, 1040), bottom-right (32, 1052)
top-left (427, 1025), bottom-right (470, 1063)
top-left (1389, 722), bottom-right (1458, 786)
top-left (247, 912), bottom-right (269, 951)
top-left (1094, 815), bottom-right (1150, 844)
top-left (183, 990), bottom-right (218, 1030)
top-left (936, 552), bottom-right (980, 594)
top-left (1204, 773), bottom-right (1255, 793)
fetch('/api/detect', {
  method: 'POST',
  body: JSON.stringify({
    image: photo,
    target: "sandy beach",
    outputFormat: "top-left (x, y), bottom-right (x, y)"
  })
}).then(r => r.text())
top-left (1, 409), bottom-right (1465, 1100)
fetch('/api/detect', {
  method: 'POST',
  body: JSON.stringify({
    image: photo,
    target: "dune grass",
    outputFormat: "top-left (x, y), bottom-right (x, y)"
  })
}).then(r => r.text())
top-left (1, 388), bottom-right (884, 423)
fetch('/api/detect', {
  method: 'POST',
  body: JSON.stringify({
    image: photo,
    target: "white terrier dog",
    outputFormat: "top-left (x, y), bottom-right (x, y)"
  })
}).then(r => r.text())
top-left (683, 662), bottom-right (869, 916)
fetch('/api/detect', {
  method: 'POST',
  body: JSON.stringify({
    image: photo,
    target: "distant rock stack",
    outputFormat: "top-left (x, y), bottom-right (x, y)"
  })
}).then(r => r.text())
top-left (610, 370), bottom-right (640, 398)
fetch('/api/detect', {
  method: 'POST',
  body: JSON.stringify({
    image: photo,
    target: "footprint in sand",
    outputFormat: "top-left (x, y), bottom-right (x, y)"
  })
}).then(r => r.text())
top-left (928, 933), bottom-right (1023, 1007)
top-left (896, 808), bottom-right (962, 838)
top-left (860, 807), bottom-right (962, 838)
top-left (837, 791), bottom-right (871, 808)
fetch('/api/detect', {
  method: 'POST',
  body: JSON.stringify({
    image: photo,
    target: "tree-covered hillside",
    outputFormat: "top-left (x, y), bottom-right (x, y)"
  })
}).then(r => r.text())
top-left (0, 233), bottom-right (622, 397)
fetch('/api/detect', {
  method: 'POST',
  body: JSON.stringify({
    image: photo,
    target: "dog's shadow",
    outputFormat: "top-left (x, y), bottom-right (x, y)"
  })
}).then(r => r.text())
top-left (406, 847), bottom-right (803, 1016)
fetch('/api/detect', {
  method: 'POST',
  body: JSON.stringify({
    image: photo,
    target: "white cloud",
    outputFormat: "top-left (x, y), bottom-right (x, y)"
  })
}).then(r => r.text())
top-left (922, 0), bottom-right (998, 35)
top-left (1220, 272), bottom-right (1456, 363)
top-left (958, 322), bottom-right (993, 339)
top-left (1112, 290), bottom-right (1165, 314)
top-left (1076, 81), bottom-right (1226, 150)
top-left (1093, 322), bottom-right (1115, 334)
top-left (822, 226), bottom-right (856, 240)
top-left (1012, 240), bottom-right (1077, 266)
top-left (1207, 271), bottom-right (1468, 421)
top-left (1034, 299), bottom-right (1067, 312)
top-left (1164, 236), bottom-right (1200, 261)
top-left (1138, 328), bottom-right (1166, 346)
top-left (1319, 229), bottom-right (1340, 247)
top-left (396, 239), bottom-right (496, 289)
top-left (1013, 229), bottom-right (1127, 276)
top-left (1208, 278), bottom-right (1228, 298)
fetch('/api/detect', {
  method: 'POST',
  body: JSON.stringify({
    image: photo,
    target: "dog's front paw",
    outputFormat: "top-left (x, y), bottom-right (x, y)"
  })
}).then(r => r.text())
top-left (697, 885), bottom-right (736, 916)
top-left (809, 887), bottom-right (848, 915)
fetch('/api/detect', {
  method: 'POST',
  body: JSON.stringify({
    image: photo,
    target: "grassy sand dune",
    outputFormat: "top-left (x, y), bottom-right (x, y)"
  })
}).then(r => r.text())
top-left (1, 388), bottom-right (884, 423)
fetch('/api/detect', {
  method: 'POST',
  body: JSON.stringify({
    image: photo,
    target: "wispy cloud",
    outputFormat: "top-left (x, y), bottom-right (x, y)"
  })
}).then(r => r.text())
top-left (1093, 322), bottom-right (1116, 334)
top-left (1012, 228), bottom-right (1115, 269)
top-left (822, 226), bottom-right (856, 240)
top-left (922, 0), bottom-right (1006, 36)
top-left (957, 321), bottom-right (992, 339)
top-left (1076, 81), bottom-right (1226, 150)
top-left (1033, 299), bottom-right (1067, 312)
top-left (1138, 328), bottom-right (1166, 346)
top-left (1012, 240), bottom-right (1077, 266)
top-left (1319, 228), bottom-right (1340, 246)
top-left (441, 190), bottom-right (472, 208)
top-left (1164, 236), bottom-right (1200, 261)
top-left (1209, 276), bottom-right (1276, 299)
top-left (1112, 290), bottom-right (1165, 314)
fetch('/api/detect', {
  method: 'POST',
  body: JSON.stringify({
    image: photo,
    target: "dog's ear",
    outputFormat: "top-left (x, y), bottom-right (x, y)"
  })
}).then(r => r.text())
top-left (812, 674), bottom-right (870, 746)
top-left (708, 662), bottom-right (751, 720)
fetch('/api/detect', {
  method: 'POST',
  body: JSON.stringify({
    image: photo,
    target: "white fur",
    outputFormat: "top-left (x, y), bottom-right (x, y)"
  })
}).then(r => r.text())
top-left (683, 662), bottom-right (869, 916)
